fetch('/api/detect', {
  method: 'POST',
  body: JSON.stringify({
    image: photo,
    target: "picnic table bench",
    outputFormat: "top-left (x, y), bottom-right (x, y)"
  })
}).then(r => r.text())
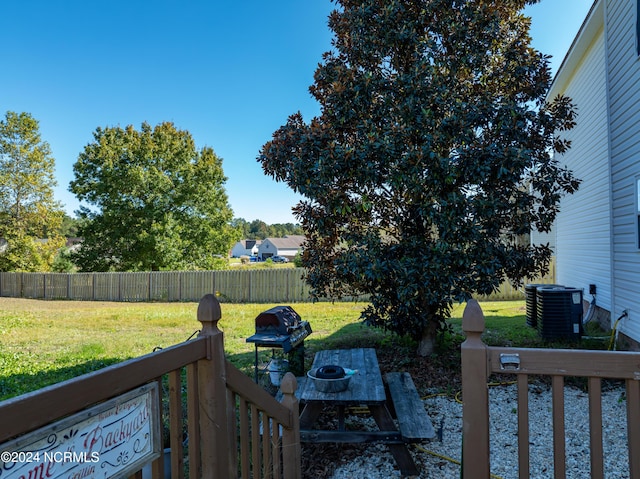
top-left (385, 372), bottom-right (435, 442)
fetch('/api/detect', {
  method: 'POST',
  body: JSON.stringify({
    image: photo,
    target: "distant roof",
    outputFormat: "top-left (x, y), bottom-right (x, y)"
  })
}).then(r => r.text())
top-left (266, 235), bottom-right (306, 249)
top-left (241, 239), bottom-right (262, 247)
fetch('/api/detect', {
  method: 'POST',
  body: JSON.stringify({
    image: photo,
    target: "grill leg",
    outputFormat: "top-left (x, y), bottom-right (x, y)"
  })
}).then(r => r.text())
top-left (254, 345), bottom-right (259, 383)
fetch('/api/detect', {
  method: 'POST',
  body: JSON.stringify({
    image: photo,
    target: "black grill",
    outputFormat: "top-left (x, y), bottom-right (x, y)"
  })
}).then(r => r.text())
top-left (246, 305), bottom-right (311, 382)
top-left (246, 305), bottom-right (312, 352)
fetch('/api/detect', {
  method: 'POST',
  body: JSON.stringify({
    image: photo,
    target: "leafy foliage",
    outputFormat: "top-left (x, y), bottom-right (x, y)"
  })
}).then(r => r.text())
top-left (70, 122), bottom-right (239, 271)
top-left (259, 0), bottom-right (580, 355)
top-left (60, 214), bottom-right (79, 237)
top-left (0, 111), bottom-right (65, 271)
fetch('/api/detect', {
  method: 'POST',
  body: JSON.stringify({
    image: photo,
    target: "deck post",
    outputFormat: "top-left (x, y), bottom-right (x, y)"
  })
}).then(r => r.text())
top-left (461, 299), bottom-right (490, 479)
top-left (279, 372), bottom-right (301, 479)
top-left (196, 294), bottom-right (232, 479)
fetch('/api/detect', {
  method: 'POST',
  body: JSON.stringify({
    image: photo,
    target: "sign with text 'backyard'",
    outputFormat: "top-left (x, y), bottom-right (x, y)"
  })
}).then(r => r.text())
top-left (0, 383), bottom-right (161, 479)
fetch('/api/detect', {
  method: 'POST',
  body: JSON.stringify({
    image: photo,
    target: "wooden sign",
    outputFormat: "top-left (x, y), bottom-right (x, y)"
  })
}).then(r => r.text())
top-left (0, 383), bottom-right (161, 479)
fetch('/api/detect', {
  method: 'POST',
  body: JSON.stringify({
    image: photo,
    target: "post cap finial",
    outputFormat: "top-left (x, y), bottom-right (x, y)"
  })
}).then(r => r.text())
top-left (462, 298), bottom-right (485, 334)
top-left (280, 372), bottom-right (298, 395)
top-left (197, 294), bottom-right (222, 334)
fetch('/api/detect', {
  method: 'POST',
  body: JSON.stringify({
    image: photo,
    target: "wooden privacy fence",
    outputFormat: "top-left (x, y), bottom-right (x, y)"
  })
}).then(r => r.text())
top-left (0, 260), bottom-right (555, 303)
top-left (461, 299), bottom-right (640, 479)
top-left (0, 269), bottom-right (313, 303)
top-left (0, 294), bottom-right (301, 479)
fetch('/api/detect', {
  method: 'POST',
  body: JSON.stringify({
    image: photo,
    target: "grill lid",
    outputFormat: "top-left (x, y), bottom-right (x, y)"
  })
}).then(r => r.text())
top-left (255, 305), bottom-right (302, 335)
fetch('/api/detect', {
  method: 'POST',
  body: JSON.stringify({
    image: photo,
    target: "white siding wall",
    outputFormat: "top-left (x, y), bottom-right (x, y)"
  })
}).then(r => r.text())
top-left (607, 0), bottom-right (640, 342)
top-left (530, 228), bottom-right (555, 252)
top-left (258, 239), bottom-right (277, 259)
top-left (231, 243), bottom-right (250, 258)
top-left (554, 27), bottom-right (613, 312)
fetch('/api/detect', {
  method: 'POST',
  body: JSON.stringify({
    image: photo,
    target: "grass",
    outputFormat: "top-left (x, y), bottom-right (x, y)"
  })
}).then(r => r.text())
top-left (0, 297), bottom-right (611, 401)
top-left (228, 257), bottom-right (296, 269)
top-left (0, 297), bottom-right (375, 400)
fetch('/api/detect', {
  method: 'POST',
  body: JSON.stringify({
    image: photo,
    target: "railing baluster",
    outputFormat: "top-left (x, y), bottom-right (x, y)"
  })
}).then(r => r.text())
top-left (588, 377), bottom-right (603, 479)
top-left (517, 374), bottom-right (530, 479)
top-left (251, 404), bottom-right (261, 478)
top-left (627, 379), bottom-right (640, 479)
top-left (169, 369), bottom-right (185, 479)
top-left (551, 375), bottom-right (565, 479)
top-left (186, 363), bottom-right (200, 479)
top-left (153, 376), bottom-right (166, 479)
top-left (262, 414), bottom-right (273, 479)
top-left (227, 389), bottom-right (238, 478)
top-left (272, 420), bottom-right (282, 479)
top-left (239, 397), bottom-right (251, 477)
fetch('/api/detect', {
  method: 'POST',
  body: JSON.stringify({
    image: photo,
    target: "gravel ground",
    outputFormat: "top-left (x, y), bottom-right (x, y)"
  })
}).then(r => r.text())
top-left (327, 382), bottom-right (630, 479)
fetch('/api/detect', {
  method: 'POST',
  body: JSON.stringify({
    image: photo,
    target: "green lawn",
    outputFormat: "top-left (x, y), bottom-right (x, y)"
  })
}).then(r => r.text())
top-left (0, 297), bottom-right (609, 401)
top-left (0, 297), bottom-right (377, 400)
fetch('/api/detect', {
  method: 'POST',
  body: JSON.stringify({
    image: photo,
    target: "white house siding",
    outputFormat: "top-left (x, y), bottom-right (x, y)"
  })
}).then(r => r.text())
top-left (257, 236), bottom-right (305, 260)
top-left (553, 23), bottom-right (613, 314)
top-left (529, 228), bottom-right (555, 253)
top-left (258, 239), bottom-right (278, 259)
top-left (606, 0), bottom-right (640, 343)
top-left (230, 243), bottom-right (249, 258)
top-left (231, 240), bottom-right (261, 258)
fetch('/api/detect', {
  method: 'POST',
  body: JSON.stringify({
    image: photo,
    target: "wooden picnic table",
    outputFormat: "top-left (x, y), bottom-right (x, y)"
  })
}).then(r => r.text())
top-left (297, 348), bottom-right (430, 476)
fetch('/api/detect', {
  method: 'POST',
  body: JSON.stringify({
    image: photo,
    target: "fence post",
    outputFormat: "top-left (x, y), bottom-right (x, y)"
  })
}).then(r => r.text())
top-left (280, 372), bottom-right (301, 479)
top-left (196, 294), bottom-right (231, 478)
top-left (461, 299), bottom-right (490, 479)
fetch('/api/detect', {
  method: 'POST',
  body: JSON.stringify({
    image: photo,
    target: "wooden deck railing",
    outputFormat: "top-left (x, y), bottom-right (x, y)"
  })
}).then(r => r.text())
top-left (461, 299), bottom-right (640, 479)
top-left (0, 294), bottom-right (301, 479)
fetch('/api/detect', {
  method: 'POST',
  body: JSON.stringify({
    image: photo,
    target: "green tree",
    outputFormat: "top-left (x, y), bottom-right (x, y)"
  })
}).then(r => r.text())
top-left (248, 219), bottom-right (270, 239)
top-left (60, 213), bottom-right (80, 237)
top-left (0, 111), bottom-right (64, 271)
top-left (259, 0), bottom-right (580, 355)
top-left (271, 223), bottom-right (304, 238)
top-left (70, 122), bottom-right (239, 272)
top-left (52, 247), bottom-right (76, 273)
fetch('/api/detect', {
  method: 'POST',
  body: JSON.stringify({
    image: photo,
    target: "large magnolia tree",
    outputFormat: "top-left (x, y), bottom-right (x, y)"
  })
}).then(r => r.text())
top-left (0, 111), bottom-right (65, 271)
top-left (259, 0), bottom-right (580, 355)
top-left (70, 122), bottom-right (239, 272)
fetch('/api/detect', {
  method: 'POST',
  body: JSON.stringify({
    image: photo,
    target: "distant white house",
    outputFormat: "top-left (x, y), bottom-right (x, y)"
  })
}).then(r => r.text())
top-left (230, 239), bottom-right (262, 258)
top-left (545, 0), bottom-right (640, 349)
top-left (257, 235), bottom-right (305, 261)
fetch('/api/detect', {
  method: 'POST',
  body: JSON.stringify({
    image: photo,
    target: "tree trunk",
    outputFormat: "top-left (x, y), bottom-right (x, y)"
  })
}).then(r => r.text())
top-left (417, 321), bottom-right (438, 357)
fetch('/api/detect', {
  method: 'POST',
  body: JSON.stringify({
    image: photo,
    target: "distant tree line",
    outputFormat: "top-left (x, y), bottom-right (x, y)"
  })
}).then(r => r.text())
top-left (231, 218), bottom-right (303, 240)
top-left (61, 216), bottom-right (300, 241)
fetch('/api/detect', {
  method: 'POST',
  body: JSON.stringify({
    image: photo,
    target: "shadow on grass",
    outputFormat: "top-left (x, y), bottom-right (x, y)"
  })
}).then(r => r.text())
top-left (0, 358), bottom-right (125, 401)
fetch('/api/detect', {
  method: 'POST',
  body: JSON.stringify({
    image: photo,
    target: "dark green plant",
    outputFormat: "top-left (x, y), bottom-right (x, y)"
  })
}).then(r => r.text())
top-left (259, 0), bottom-right (580, 356)
top-left (51, 247), bottom-right (76, 273)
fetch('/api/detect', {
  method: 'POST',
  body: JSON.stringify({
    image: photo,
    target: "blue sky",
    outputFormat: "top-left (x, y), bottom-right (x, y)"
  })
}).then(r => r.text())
top-left (1, 0), bottom-right (594, 225)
